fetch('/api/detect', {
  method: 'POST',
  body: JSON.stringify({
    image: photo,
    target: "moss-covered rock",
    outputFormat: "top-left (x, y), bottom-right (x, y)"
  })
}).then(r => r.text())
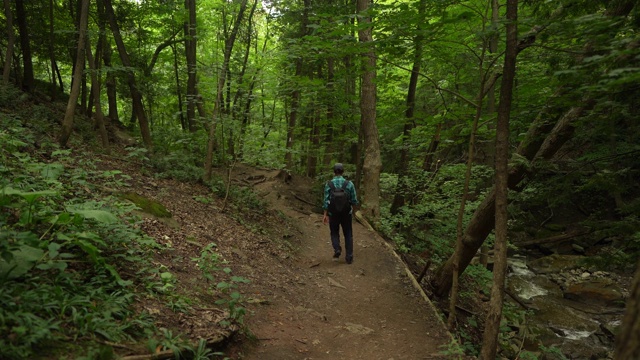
top-left (120, 192), bottom-right (172, 218)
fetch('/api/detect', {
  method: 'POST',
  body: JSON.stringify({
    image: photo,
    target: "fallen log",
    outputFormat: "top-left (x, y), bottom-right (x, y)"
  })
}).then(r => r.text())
top-left (516, 230), bottom-right (589, 247)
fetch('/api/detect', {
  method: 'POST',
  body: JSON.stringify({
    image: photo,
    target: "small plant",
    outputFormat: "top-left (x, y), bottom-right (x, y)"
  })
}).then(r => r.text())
top-left (194, 195), bottom-right (212, 204)
top-left (191, 245), bottom-right (250, 327)
top-left (192, 243), bottom-right (222, 282)
top-left (215, 268), bottom-right (250, 327)
top-left (438, 338), bottom-right (465, 359)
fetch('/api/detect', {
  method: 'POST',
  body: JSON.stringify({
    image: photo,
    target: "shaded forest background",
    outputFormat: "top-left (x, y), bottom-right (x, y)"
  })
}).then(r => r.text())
top-left (1, 0), bottom-right (640, 358)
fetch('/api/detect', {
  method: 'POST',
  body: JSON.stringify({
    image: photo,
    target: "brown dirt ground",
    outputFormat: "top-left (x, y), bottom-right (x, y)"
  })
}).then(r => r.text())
top-left (98, 155), bottom-right (453, 359)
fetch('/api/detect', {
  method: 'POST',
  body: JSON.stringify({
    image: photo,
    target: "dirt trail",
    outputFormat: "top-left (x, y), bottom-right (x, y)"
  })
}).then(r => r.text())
top-left (231, 166), bottom-right (452, 359)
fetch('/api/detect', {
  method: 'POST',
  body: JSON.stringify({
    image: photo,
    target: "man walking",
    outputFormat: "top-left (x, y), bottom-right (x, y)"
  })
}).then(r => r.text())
top-left (322, 163), bottom-right (358, 264)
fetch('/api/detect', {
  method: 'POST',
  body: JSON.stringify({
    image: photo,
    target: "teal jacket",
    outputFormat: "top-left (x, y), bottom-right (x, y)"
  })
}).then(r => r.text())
top-left (323, 176), bottom-right (358, 215)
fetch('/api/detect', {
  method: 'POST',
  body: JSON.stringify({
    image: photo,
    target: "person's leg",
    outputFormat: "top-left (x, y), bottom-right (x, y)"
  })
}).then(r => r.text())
top-left (341, 214), bottom-right (353, 263)
top-left (329, 216), bottom-right (342, 258)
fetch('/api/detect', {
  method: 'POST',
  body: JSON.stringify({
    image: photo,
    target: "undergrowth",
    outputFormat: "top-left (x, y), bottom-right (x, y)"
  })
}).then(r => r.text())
top-left (0, 85), bottom-right (245, 359)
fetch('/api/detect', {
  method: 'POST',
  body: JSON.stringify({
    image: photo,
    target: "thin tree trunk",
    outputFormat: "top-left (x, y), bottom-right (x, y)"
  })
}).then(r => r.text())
top-left (172, 43), bottom-right (186, 131)
top-left (98, 0), bottom-right (118, 124)
top-left (48, 0), bottom-right (56, 97)
top-left (431, 0), bottom-right (636, 298)
top-left (233, 0), bottom-right (258, 157)
top-left (204, 0), bottom-right (249, 181)
top-left (15, 0), bottom-right (33, 91)
top-left (307, 96), bottom-right (321, 178)
top-left (479, 0), bottom-right (517, 357)
top-left (103, 41), bottom-right (119, 124)
top-left (104, 0), bottom-right (152, 149)
top-left (323, 57), bottom-right (335, 167)
top-left (422, 122), bottom-right (442, 172)
top-left (448, 57), bottom-right (488, 330)
top-left (614, 262), bottom-right (640, 359)
top-left (59, 0), bottom-right (89, 147)
top-left (185, 0), bottom-right (197, 132)
top-left (2, 0), bottom-right (14, 84)
top-left (357, 0), bottom-right (381, 222)
top-left (85, 36), bottom-right (109, 151)
top-left (390, 0), bottom-right (426, 215)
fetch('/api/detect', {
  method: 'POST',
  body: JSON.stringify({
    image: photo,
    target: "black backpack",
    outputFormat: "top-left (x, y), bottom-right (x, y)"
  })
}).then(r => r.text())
top-left (327, 181), bottom-right (351, 215)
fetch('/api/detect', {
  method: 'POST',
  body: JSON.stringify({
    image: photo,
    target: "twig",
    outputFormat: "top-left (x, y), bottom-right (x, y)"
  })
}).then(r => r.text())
top-left (120, 333), bottom-right (233, 360)
top-left (221, 161), bottom-right (237, 212)
top-left (416, 260), bottom-right (432, 283)
top-left (293, 193), bottom-right (316, 206)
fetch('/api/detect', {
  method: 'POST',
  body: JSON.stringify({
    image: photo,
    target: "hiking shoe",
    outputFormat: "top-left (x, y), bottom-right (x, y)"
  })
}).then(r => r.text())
top-left (346, 258), bottom-right (353, 264)
top-left (332, 252), bottom-right (341, 262)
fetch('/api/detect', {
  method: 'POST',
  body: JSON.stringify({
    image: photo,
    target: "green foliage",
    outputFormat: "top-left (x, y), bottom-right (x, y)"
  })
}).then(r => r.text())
top-left (0, 112), bottom-right (181, 358)
top-left (149, 129), bottom-right (208, 182)
top-left (379, 164), bottom-right (493, 263)
top-left (438, 338), bottom-right (465, 359)
top-left (192, 245), bottom-right (250, 328)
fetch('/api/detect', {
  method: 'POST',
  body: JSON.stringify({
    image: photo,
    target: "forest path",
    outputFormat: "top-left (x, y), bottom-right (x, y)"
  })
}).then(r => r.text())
top-left (230, 165), bottom-right (452, 359)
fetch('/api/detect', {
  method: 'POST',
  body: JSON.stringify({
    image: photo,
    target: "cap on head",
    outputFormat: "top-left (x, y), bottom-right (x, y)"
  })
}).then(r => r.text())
top-left (333, 163), bottom-right (344, 173)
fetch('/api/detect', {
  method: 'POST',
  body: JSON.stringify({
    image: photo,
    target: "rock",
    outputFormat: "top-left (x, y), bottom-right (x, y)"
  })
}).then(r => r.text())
top-left (560, 338), bottom-right (609, 360)
top-left (343, 322), bottom-right (374, 335)
top-left (571, 244), bottom-right (585, 253)
top-left (528, 254), bottom-right (585, 274)
top-left (580, 272), bottom-right (591, 278)
top-left (601, 320), bottom-right (622, 338)
top-left (563, 279), bottom-right (625, 307)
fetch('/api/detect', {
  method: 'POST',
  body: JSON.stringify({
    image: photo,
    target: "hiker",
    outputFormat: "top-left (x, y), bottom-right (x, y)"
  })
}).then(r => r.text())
top-left (322, 163), bottom-right (358, 264)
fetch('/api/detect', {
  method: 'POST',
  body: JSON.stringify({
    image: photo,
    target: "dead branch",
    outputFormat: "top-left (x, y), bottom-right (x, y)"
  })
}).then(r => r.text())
top-left (120, 332), bottom-right (234, 360)
top-left (517, 230), bottom-right (589, 247)
top-left (293, 193), bottom-right (316, 207)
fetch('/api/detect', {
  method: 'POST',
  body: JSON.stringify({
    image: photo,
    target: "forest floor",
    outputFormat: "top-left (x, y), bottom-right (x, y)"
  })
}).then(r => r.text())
top-left (99, 153), bottom-right (454, 359)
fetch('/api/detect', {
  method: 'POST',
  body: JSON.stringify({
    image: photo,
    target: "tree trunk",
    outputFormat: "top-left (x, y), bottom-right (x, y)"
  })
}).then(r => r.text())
top-left (323, 57), bottom-right (335, 167)
top-left (432, 105), bottom-right (587, 297)
top-left (357, 0), bottom-right (381, 222)
top-left (2, 0), bottom-right (14, 84)
top-left (48, 0), bottom-right (56, 97)
top-left (204, 0), bottom-right (249, 181)
top-left (172, 43), bottom-right (186, 131)
top-left (390, 0), bottom-right (426, 215)
top-left (614, 262), bottom-right (640, 359)
top-left (15, 0), bottom-right (33, 91)
top-left (233, 0), bottom-right (258, 158)
top-left (85, 36), bottom-right (109, 151)
top-left (422, 122), bottom-right (442, 172)
top-left (104, 0), bottom-right (152, 149)
top-left (307, 95), bottom-right (321, 178)
top-left (431, 0), bottom-right (636, 298)
top-left (185, 0), bottom-right (197, 132)
top-left (448, 51), bottom-right (489, 330)
top-left (59, 0), bottom-right (89, 147)
top-left (479, 0), bottom-right (517, 357)
top-left (284, 0), bottom-right (309, 171)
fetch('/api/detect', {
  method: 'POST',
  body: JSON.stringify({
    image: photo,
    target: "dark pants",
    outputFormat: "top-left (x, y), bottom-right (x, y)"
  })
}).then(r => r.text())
top-left (329, 213), bottom-right (353, 261)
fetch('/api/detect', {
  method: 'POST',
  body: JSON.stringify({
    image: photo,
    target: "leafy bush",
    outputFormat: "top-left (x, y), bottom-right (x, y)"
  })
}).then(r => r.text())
top-left (379, 163), bottom-right (493, 263)
top-left (0, 113), bottom-right (166, 358)
top-left (149, 128), bottom-right (209, 182)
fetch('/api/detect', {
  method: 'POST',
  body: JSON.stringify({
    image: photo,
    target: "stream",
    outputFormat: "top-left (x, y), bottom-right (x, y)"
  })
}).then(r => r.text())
top-left (505, 254), bottom-right (628, 359)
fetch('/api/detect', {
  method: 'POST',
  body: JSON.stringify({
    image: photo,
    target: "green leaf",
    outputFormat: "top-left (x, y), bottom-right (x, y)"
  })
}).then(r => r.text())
top-left (40, 163), bottom-right (65, 180)
top-left (48, 242), bottom-right (61, 259)
top-left (0, 245), bottom-right (44, 279)
top-left (2, 187), bottom-right (57, 202)
top-left (160, 272), bottom-right (173, 281)
top-left (70, 209), bottom-right (119, 224)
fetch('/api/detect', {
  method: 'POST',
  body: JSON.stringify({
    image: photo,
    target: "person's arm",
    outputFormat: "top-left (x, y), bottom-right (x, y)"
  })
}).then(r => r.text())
top-left (322, 181), bottom-right (330, 225)
top-left (348, 181), bottom-right (359, 210)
